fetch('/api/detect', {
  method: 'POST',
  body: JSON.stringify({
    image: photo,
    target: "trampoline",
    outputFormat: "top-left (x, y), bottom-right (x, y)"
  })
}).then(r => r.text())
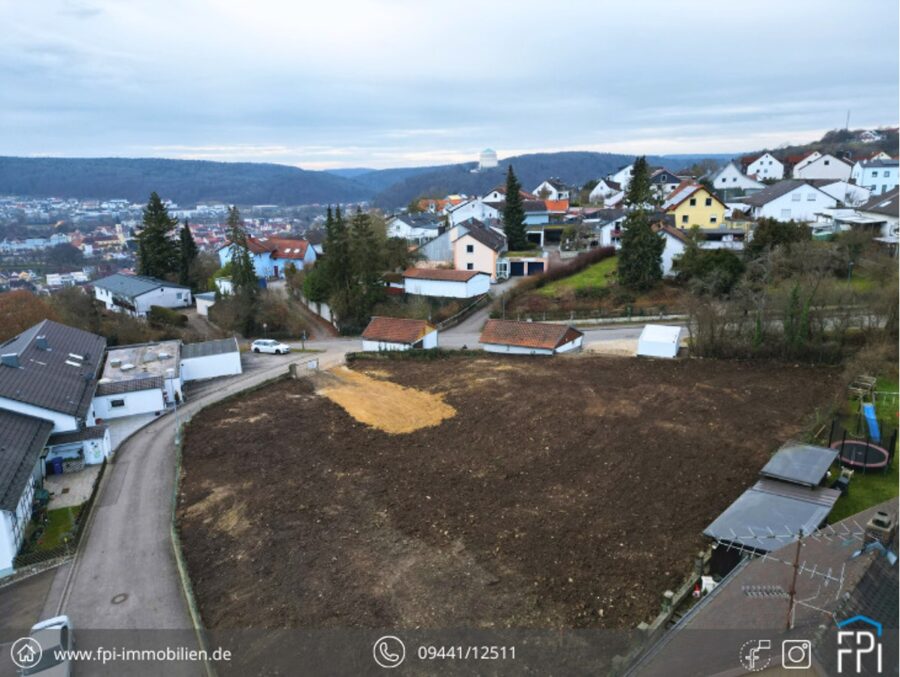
top-left (831, 439), bottom-right (891, 470)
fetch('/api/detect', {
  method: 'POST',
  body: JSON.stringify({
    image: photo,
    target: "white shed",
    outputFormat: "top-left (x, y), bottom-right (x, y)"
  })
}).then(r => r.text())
top-left (361, 317), bottom-right (438, 351)
top-left (403, 268), bottom-right (491, 298)
top-left (195, 291), bottom-right (216, 317)
top-left (637, 324), bottom-right (685, 359)
top-left (180, 337), bottom-right (243, 382)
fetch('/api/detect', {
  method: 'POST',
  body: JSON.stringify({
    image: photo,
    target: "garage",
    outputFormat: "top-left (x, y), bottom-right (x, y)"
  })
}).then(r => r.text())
top-left (509, 261), bottom-right (525, 276)
top-left (181, 337), bottom-right (243, 382)
top-left (527, 261), bottom-right (545, 275)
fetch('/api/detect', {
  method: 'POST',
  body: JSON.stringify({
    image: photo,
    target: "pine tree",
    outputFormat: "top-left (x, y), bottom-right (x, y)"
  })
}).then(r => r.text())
top-left (625, 156), bottom-right (653, 209)
top-left (502, 166), bottom-right (528, 250)
top-left (324, 206), bottom-right (355, 325)
top-left (136, 192), bottom-right (179, 279)
top-left (226, 206), bottom-right (258, 296)
top-left (617, 210), bottom-right (665, 291)
top-left (349, 208), bottom-right (385, 325)
top-left (178, 221), bottom-right (199, 287)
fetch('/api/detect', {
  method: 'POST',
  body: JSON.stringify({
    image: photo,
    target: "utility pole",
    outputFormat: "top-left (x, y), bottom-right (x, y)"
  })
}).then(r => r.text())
top-left (785, 529), bottom-right (803, 630)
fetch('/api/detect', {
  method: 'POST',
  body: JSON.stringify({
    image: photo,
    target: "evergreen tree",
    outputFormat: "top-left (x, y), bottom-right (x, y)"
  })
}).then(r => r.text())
top-left (617, 210), bottom-right (665, 291)
top-left (178, 220), bottom-right (199, 287)
top-left (225, 206), bottom-right (258, 296)
top-left (324, 206), bottom-right (355, 325)
top-left (349, 208), bottom-right (385, 325)
top-left (625, 156), bottom-right (653, 208)
top-left (502, 166), bottom-right (528, 250)
top-left (136, 192), bottom-right (179, 279)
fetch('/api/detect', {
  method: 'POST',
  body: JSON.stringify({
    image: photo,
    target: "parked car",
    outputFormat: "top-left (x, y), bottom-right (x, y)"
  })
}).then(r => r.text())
top-left (20, 615), bottom-right (73, 676)
top-left (251, 339), bottom-right (291, 355)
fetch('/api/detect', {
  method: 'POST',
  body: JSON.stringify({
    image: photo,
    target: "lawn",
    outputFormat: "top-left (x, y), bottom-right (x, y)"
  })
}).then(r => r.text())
top-left (538, 256), bottom-right (617, 296)
top-left (24, 506), bottom-right (80, 553)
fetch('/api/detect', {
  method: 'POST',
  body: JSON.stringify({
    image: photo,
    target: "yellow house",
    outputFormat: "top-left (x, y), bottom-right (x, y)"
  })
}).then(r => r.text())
top-left (452, 219), bottom-right (507, 281)
top-left (663, 181), bottom-right (727, 229)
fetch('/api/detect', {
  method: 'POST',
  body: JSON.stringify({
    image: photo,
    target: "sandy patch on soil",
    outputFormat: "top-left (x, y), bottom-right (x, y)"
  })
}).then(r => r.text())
top-left (182, 485), bottom-right (252, 539)
top-left (317, 366), bottom-right (455, 434)
top-left (585, 339), bottom-right (638, 356)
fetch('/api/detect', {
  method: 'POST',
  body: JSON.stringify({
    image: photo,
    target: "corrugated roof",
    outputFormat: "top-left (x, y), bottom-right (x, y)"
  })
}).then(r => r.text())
top-left (362, 317), bottom-right (435, 344)
top-left (181, 337), bottom-right (240, 360)
top-left (480, 319), bottom-right (583, 351)
top-left (93, 273), bottom-right (189, 298)
top-left (403, 268), bottom-right (486, 282)
top-left (0, 409), bottom-right (53, 511)
top-left (0, 320), bottom-right (106, 418)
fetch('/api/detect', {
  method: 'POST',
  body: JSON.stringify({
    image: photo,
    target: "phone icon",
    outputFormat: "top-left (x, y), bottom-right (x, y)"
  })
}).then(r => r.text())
top-left (373, 635), bottom-right (406, 669)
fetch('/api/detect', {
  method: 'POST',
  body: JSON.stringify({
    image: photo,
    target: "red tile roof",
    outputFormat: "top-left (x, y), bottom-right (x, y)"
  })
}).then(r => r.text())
top-left (224, 236), bottom-right (310, 259)
top-left (479, 319), bottom-right (583, 350)
top-left (544, 199), bottom-right (570, 212)
top-left (403, 267), bottom-right (486, 282)
top-left (362, 316), bottom-right (435, 344)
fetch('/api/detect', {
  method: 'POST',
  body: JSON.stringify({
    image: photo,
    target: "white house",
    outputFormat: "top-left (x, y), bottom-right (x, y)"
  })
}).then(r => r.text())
top-left (195, 291), bottom-right (216, 317)
top-left (180, 337), bottom-right (243, 382)
top-left (608, 164), bottom-right (634, 191)
top-left (481, 185), bottom-right (536, 203)
top-left (361, 317), bottom-right (438, 351)
top-left (386, 214), bottom-right (444, 243)
top-left (810, 180), bottom-right (871, 207)
top-left (658, 226), bottom-right (690, 277)
top-left (532, 179), bottom-right (571, 201)
top-left (403, 268), bottom-right (490, 298)
top-left (447, 199), bottom-right (502, 227)
top-left (744, 152), bottom-right (784, 181)
top-left (708, 161), bottom-right (764, 194)
top-left (740, 180), bottom-right (838, 222)
top-left (792, 154), bottom-right (851, 181)
top-left (479, 319), bottom-right (583, 355)
top-left (850, 159), bottom-right (899, 196)
top-left (588, 178), bottom-right (622, 203)
top-left (93, 274), bottom-right (192, 318)
top-left (94, 340), bottom-right (183, 421)
top-left (637, 324), bottom-right (685, 359)
top-left (789, 151), bottom-right (822, 174)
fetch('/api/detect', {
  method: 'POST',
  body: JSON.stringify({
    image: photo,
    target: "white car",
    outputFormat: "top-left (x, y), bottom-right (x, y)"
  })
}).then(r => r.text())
top-left (251, 339), bottom-right (290, 355)
top-left (20, 615), bottom-right (73, 676)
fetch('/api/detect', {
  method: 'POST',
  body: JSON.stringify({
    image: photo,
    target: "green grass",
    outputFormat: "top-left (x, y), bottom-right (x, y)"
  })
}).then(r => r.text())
top-left (35, 507), bottom-right (80, 551)
top-left (538, 256), bottom-right (618, 297)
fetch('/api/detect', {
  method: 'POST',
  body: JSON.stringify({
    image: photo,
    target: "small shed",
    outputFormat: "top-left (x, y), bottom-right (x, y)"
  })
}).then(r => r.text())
top-left (361, 317), bottom-right (438, 352)
top-left (180, 337), bottom-right (243, 382)
top-left (636, 324), bottom-right (685, 358)
top-left (195, 291), bottom-right (216, 317)
top-left (759, 444), bottom-right (838, 487)
top-left (480, 319), bottom-right (583, 355)
top-left (402, 268), bottom-right (490, 299)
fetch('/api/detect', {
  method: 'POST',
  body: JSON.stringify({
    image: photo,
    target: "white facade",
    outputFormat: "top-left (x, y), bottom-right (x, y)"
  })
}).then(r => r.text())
top-left (447, 200), bottom-right (501, 227)
top-left (482, 334), bottom-right (583, 355)
top-left (710, 162), bottom-right (764, 193)
top-left (609, 164), bottom-right (634, 191)
top-left (749, 184), bottom-right (838, 222)
top-left (0, 458), bottom-right (39, 575)
top-left (92, 388), bottom-right (165, 421)
top-left (532, 181), bottom-right (570, 201)
top-left (403, 273), bottom-right (490, 298)
top-left (745, 153), bottom-right (784, 180)
top-left (0, 396), bottom-right (78, 433)
top-left (660, 232), bottom-right (688, 277)
top-left (386, 216), bottom-right (441, 243)
top-left (816, 181), bottom-right (871, 207)
top-left (589, 179), bottom-right (620, 203)
top-left (792, 154), bottom-right (851, 181)
top-left (362, 329), bottom-right (438, 352)
top-left (180, 351), bottom-right (243, 382)
top-left (637, 324), bottom-right (685, 359)
top-left (95, 284), bottom-right (192, 318)
top-left (851, 162), bottom-right (899, 196)
top-left (791, 151), bottom-right (822, 174)
top-left (195, 292), bottom-right (216, 317)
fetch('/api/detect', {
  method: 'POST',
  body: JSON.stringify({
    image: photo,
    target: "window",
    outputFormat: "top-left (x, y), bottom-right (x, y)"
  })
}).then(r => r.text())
top-left (689, 198), bottom-right (696, 206)
top-left (466, 244), bottom-right (474, 253)
top-left (466, 263), bottom-right (474, 270)
top-left (705, 198), bottom-right (712, 206)
top-left (681, 215), bottom-right (689, 223)
top-left (111, 399), bottom-right (125, 408)
top-left (710, 216), bottom-right (717, 223)
top-left (824, 160), bottom-right (830, 166)
top-left (732, 177), bottom-right (737, 182)
top-left (792, 192), bottom-right (801, 201)
top-left (781, 209), bottom-right (791, 219)
top-left (807, 193), bottom-right (816, 201)
top-left (872, 171), bottom-right (879, 177)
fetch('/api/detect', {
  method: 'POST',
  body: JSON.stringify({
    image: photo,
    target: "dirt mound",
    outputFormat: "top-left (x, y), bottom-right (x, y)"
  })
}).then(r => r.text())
top-left (316, 366), bottom-right (455, 434)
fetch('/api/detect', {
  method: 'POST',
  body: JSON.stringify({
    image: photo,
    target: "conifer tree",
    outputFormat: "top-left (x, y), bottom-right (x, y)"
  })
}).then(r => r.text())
top-left (178, 220), bottom-right (198, 287)
top-left (624, 156), bottom-right (653, 208)
top-left (226, 206), bottom-right (258, 296)
top-left (136, 192), bottom-right (179, 279)
top-left (502, 166), bottom-right (528, 250)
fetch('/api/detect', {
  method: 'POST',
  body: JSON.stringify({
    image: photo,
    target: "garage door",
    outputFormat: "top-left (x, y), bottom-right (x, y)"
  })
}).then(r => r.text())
top-left (527, 261), bottom-right (545, 275)
top-left (510, 261), bottom-right (525, 276)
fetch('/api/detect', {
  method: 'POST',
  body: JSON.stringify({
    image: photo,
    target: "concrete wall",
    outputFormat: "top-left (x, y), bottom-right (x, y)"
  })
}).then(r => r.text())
top-left (196, 295), bottom-right (215, 317)
top-left (403, 275), bottom-right (490, 298)
top-left (181, 351), bottom-right (242, 382)
top-left (92, 388), bottom-right (165, 421)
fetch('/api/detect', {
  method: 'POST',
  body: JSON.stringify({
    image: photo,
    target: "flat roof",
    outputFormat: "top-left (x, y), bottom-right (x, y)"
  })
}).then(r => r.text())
top-left (102, 340), bottom-right (181, 383)
top-left (181, 337), bottom-right (240, 360)
top-left (759, 444), bottom-right (838, 487)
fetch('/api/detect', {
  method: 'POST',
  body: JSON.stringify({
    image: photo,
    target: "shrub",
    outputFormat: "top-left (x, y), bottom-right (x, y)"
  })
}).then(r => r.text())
top-left (148, 305), bottom-right (188, 327)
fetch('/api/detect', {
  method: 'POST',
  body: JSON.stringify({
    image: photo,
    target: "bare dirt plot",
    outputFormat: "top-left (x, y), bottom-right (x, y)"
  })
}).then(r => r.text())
top-left (177, 355), bottom-right (837, 631)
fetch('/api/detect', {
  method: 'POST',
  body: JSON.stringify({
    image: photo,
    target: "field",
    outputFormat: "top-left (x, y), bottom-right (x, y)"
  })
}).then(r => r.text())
top-left (178, 355), bottom-right (837, 631)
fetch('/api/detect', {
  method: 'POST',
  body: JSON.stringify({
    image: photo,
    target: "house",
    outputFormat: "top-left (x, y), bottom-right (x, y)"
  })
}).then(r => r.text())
top-left (479, 319), bottom-right (583, 355)
top-left (0, 410), bottom-right (54, 575)
top-left (792, 153), bottom-right (852, 181)
top-left (588, 178), bottom-right (621, 203)
top-left (739, 179), bottom-right (838, 222)
top-left (662, 181), bottom-right (727, 229)
top-left (180, 337), bottom-right (243, 382)
top-left (707, 161), bottom-right (764, 195)
top-left (742, 152), bottom-right (784, 180)
top-left (361, 317), bottom-right (438, 352)
top-left (446, 199), bottom-right (502, 227)
top-left (481, 185), bottom-right (536, 203)
top-left (532, 178), bottom-right (571, 201)
top-left (452, 219), bottom-right (507, 281)
top-left (649, 168), bottom-right (682, 197)
top-left (402, 268), bottom-right (490, 299)
top-left (786, 150), bottom-right (822, 174)
top-left (858, 129), bottom-right (886, 143)
top-left (850, 158), bottom-right (899, 196)
top-left (857, 188), bottom-right (900, 252)
top-left (217, 236), bottom-right (316, 279)
top-left (93, 274), bottom-right (192, 318)
top-left (809, 179), bottom-right (871, 207)
top-left (608, 163), bottom-right (634, 191)
top-left (93, 340), bottom-right (183, 421)
top-left (386, 214), bottom-right (444, 243)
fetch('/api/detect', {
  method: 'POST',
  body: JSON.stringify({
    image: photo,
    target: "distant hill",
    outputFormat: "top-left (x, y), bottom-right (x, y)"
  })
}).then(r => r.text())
top-left (0, 157), bottom-right (369, 205)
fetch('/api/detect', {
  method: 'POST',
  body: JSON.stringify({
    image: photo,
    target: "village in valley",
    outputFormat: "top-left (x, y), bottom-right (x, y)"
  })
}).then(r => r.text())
top-left (0, 1), bottom-right (898, 675)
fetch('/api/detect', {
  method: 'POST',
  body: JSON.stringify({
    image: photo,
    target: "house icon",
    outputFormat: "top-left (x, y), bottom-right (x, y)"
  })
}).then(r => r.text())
top-left (837, 614), bottom-right (883, 637)
top-left (10, 637), bottom-right (42, 669)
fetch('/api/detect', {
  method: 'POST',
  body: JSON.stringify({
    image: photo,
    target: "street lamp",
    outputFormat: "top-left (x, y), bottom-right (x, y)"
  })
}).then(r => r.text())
top-left (263, 322), bottom-right (268, 338)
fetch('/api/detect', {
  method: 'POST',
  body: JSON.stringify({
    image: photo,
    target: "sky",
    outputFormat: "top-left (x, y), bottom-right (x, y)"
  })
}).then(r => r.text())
top-left (2, 0), bottom-right (898, 170)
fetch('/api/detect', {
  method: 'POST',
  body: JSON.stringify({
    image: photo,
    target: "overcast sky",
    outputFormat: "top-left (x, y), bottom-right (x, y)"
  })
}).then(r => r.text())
top-left (2, 0), bottom-right (897, 169)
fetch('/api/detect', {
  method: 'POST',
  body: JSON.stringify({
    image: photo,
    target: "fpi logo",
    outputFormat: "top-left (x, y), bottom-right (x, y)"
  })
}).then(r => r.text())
top-left (836, 615), bottom-right (882, 673)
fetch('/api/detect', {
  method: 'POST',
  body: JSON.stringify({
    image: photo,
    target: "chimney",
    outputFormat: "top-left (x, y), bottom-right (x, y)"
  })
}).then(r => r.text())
top-left (35, 335), bottom-right (49, 350)
top-left (1, 353), bottom-right (20, 368)
top-left (865, 511), bottom-right (896, 547)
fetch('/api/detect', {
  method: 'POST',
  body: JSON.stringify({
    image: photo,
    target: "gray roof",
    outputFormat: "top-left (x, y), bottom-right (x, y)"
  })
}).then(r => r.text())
top-left (759, 444), bottom-right (838, 487)
top-left (740, 179), bottom-right (814, 207)
top-left (96, 375), bottom-right (164, 396)
top-left (93, 273), bottom-right (190, 299)
top-left (0, 320), bottom-right (106, 418)
top-left (460, 219), bottom-right (506, 252)
top-left (0, 409), bottom-right (53, 511)
top-left (181, 337), bottom-right (240, 360)
top-left (858, 158), bottom-right (899, 168)
top-left (858, 188), bottom-right (899, 217)
top-left (48, 424), bottom-right (107, 446)
top-left (392, 213), bottom-right (443, 229)
top-left (704, 478), bottom-right (840, 552)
